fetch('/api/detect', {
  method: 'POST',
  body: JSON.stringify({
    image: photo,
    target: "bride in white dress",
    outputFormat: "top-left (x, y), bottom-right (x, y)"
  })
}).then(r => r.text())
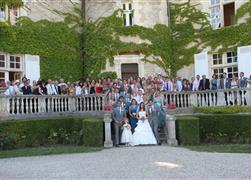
top-left (130, 102), bottom-right (157, 146)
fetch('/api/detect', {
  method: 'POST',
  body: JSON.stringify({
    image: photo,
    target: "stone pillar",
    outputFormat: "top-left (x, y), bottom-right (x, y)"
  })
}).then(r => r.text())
top-left (103, 112), bottom-right (113, 148)
top-left (166, 114), bottom-right (178, 146)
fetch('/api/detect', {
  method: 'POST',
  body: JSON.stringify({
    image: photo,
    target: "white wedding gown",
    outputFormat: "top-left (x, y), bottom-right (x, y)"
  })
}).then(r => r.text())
top-left (130, 111), bottom-right (157, 146)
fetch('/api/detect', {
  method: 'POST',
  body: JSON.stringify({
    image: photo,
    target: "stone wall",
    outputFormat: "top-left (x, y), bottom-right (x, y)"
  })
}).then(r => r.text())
top-left (85, 0), bottom-right (118, 21)
top-left (21, 0), bottom-right (81, 22)
top-left (85, 0), bottom-right (168, 27)
top-left (133, 0), bottom-right (168, 28)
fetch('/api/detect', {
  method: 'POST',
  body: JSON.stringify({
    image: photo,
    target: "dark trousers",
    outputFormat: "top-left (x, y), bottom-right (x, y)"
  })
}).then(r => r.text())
top-left (114, 122), bottom-right (122, 145)
top-left (239, 90), bottom-right (247, 106)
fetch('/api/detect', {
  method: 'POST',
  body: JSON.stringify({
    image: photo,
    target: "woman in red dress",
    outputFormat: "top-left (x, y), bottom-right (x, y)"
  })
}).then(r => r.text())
top-left (95, 79), bottom-right (103, 94)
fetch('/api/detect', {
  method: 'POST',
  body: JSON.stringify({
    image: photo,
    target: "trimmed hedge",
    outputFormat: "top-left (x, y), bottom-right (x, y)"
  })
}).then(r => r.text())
top-left (0, 117), bottom-right (103, 150)
top-left (176, 114), bottom-right (251, 145)
top-left (193, 106), bottom-right (251, 114)
top-left (82, 118), bottom-right (103, 147)
top-left (199, 115), bottom-right (251, 144)
top-left (98, 72), bottom-right (117, 79)
top-left (176, 116), bottom-right (200, 145)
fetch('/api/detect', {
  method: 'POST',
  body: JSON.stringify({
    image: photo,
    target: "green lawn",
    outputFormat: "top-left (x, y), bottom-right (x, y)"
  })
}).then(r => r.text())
top-left (0, 146), bottom-right (102, 159)
top-left (185, 144), bottom-right (251, 153)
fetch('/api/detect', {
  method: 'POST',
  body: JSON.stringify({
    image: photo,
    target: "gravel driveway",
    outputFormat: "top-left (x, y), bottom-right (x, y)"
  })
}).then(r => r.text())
top-left (0, 145), bottom-right (251, 179)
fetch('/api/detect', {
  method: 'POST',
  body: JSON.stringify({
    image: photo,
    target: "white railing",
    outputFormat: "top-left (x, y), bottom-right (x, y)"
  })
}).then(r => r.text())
top-left (162, 88), bottom-right (251, 110)
top-left (0, 94), bottom-right (108, 120)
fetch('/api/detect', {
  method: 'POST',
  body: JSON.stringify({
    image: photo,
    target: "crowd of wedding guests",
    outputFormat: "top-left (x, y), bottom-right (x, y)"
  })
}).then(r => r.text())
top-left (3, 72), bottom-right (251, 97)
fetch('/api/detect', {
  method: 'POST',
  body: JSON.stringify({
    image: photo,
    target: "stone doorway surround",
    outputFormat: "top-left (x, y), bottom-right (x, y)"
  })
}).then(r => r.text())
top-left (114, 54), bottom-right (145, 79)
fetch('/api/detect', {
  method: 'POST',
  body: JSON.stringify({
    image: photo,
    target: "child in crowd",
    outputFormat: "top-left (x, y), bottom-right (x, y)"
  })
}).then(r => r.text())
top-left (121, 118), bottom-right (133, 146)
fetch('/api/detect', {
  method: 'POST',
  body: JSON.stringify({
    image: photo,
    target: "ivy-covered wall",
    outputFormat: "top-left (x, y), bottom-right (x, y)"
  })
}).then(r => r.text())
top-left (0, 18), bottom-right (82, 81)
top-left (82, 1), bottom-right (251, 77)
top-left (0, 1), bottom-right (251, 80)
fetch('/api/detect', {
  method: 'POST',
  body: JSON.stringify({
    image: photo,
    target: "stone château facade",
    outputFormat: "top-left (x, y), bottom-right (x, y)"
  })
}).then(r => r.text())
top-left (0, 0), bottom-right (251, 83)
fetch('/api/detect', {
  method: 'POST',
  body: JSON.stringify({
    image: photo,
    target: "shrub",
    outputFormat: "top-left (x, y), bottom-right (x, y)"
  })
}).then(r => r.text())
top-left (193, 106), bottom-right (251, 114)
top-left (198, 114), bottom-right (251, 144)
top-left (175, 114), bottom-right (251, 145)
top-left (82, 118), bottom-right (103, 147)
top-left (98, 72), bottom-right (117, 79)
top-left (0, 117), bottom-right (103, 150)
top-left (176, 116), bottom-right (200, 145)
top-left (0, 132), bottom-right (17, 150)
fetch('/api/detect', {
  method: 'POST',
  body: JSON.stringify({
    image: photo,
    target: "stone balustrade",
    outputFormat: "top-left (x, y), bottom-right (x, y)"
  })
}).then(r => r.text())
top-left (0, 94), bottom-right (108, 120)
top-left (162, 88), bottom-right (251, 110)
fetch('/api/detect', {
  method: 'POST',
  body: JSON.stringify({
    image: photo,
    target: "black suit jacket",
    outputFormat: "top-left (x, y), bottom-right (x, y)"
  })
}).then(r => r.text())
top-left (21, 86), bottom-right (32, 95)
top-left (199, 79), bottom-right (210, 90)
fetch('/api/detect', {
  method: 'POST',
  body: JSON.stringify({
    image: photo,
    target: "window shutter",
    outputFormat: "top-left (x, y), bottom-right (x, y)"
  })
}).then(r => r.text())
top-left (238, 45), bottom-right (251, 77)
top-left (194, 52), bottom-right (209, 78)
top-left (24, 55), bottom-right (40, 83)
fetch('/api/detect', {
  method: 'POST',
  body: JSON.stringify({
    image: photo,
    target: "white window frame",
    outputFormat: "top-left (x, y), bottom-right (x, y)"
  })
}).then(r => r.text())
top-left (212, 53), bottom-right (222, 65)
top-left (10, 7), bottom-right (20, 25)
top-left (0, 54), bottom-right (6, 69)
top-left (210, 5), bottom-right (221, 29)
top-left (0, 7), bottom-right (5, 22)
top-left (227, 66), bottom-right (238, 79)
top-left (226, 51), bottom-right (238, 64)
top-left (212, 67), bottom-right (224, 78)
top-left (0, 71), bottom-right (5, 87)
top-left (9, 55), bottom-right (22, 70)
top-left (211, 0), bottom-right (220, 5)
top-left (123, 3), bottom-right (133, 27)
top-left (209, 0), bottom-right (236, 29)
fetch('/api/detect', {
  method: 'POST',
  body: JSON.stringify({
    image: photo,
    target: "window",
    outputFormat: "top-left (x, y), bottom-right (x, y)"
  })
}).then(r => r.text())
top-left (10, 56), bottom-right (21, 69)
top-left (211, 6), bottom-right (221, 29)
top-left (227, 66), bottom-right (238, 79)
top-left (227, 51), bottom-right (237, 63)
top-left (223, 2), bottom-right (235, 27)
top-left (211, 0), bottom-right (220, 5)
top-left (0, 71), bottom-right (5, 87)
top-left (10, 8), bottom-right (19, 25)
top-left (212, 53), bottom-right (222, 65)
top-left (0, 7), bottom-right (5, 21)
top-left (123, 3), bottom-right (133, 26)
top-left (0, 55), bottom-right (5, 68)
top-left (213, 68), bottom-right (224, 78)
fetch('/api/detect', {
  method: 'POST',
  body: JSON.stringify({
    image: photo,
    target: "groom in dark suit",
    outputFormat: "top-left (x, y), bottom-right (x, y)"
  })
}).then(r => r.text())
top-left (148, 99), bottom-right (161, 145)
top-left (112, 100), bottom-right (126, 147)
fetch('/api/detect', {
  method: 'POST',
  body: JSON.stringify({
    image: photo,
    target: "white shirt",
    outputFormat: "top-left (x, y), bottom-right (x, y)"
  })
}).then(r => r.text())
top-left (168, 80), bottom-right (173, 92)
top-left (4, 86), bottom-right (15, 96)
top-left (192, 79), bottom-right (200, 91)
top-left (46, 84), bottom-right (57, 95)
top-left (135, 95), bottom-right (144, 104)
top-left (75, 86), bottom-right (82, 95)
top-left (14, 85), bottom-right (23, 95)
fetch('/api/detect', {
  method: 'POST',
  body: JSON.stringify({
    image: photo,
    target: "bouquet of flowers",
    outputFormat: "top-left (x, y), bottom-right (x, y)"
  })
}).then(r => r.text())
top-left (123, 123), bottom-right (131, 130)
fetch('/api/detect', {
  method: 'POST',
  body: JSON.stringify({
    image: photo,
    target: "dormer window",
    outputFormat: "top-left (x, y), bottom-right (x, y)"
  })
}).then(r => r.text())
top-left (0, 7), bottom-right (5, 22)
top-left (123, 3), bottom-right (133, 26)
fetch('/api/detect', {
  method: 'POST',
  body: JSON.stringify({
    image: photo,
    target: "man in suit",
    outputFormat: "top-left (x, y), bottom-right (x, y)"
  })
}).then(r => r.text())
top-left (199, 75), bottom-right (210, 91)
top-left (112, 100), bottom-right (126, 147)
top-left (21, 79), bottom-right (32, 95)
top-left (219, 72), bottom-right (231, 105)
top-left (148, 99), bottom-right (161, 145)
top-left (198, 75), bottom-right (210, 106)
top-left (239, 72), bottom-right (248, 105)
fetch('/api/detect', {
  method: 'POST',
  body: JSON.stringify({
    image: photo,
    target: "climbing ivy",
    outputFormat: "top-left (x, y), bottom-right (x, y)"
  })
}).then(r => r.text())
top-left (80, 1), bottom-right (251, 76)
top-left (0, 1), bottom-right (251, 80)
top-left (0, 0), bottom-right (23, 8)
top-left (0, 18), bottom-right (82, 81)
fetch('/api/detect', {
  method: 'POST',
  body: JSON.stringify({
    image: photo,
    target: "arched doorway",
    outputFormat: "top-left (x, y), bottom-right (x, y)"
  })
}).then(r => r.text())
top-left (121, 63), bottom-right (138, 79)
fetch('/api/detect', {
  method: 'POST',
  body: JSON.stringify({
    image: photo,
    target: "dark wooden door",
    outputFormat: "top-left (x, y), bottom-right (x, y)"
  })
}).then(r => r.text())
top-left (224, 2), bottom-right (235, 27)
top-left (121, 63), bottom-right (139, 79)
